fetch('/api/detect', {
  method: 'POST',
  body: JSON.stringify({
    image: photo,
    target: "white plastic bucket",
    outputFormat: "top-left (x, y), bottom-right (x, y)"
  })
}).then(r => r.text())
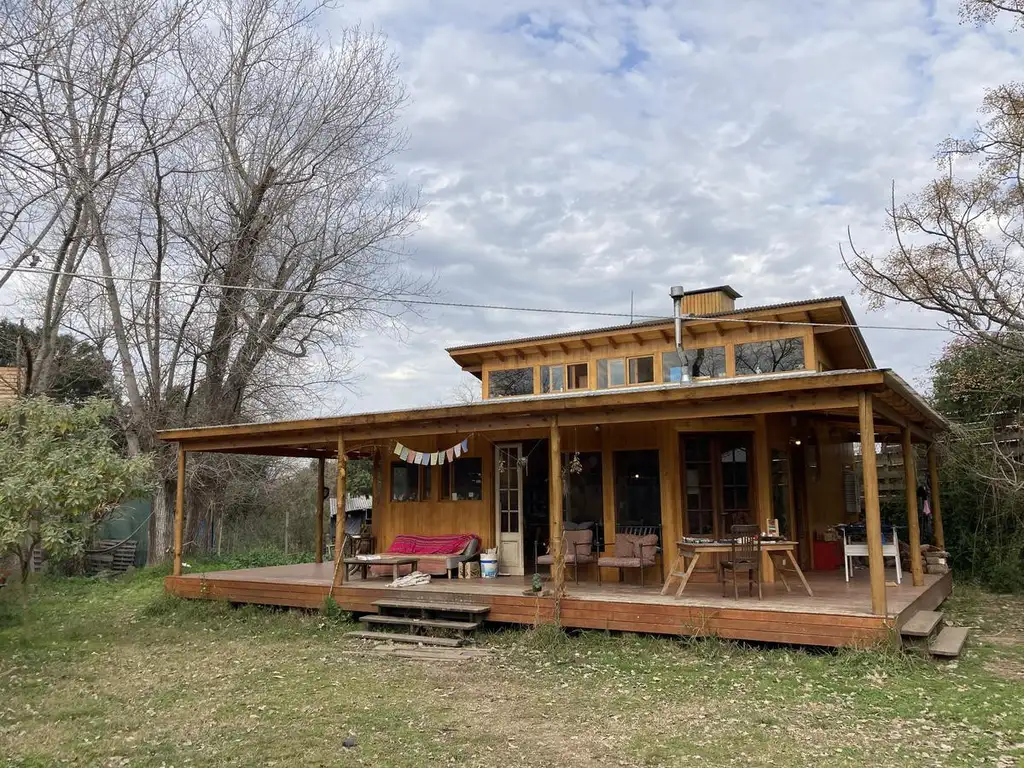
top-left (480, 554), bottom-right (498, 579)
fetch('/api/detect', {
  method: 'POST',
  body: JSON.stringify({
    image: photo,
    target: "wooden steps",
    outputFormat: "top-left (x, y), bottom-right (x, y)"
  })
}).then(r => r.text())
top-left (372, 599), bottom-right (490, 614)
top-left (900, 610), bottom-right (943, 638)
top-left (360, 615), bottom-right (481, 632)
top-left (346, 631), bottom-right (463, 647)
top-left (900, 610), bottom-right (969, 658)
top-left (929, 626), bottom-right (969, 658)
top-left (351, 597), bottom-right (491, 647)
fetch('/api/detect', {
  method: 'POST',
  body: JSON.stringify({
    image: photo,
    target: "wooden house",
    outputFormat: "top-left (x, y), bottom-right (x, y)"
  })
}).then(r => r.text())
top-left (161, 285), bottom-right (951, 647)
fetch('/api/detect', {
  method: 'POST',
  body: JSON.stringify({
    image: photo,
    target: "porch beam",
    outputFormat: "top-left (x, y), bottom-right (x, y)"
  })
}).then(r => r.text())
top-left (171, 394), bottom-right (862, 455)
top-left (333, 434), bottom-right (347, 587)
top-left (858, 393), bottom-right (887, 616)
top-left (928, 443), bottom-right (945, 549)
top-left (548, 419), bottom-right (564, 597)
top-left (752, 414), bottom-right (775, 583)
top-left (556, 391), bottom-right (863, 428)
top-left (871, 397), bottom-right (931, 442)
top-left (173, 444), bottom-right (186, 576)
top-left (902, 427), bottom-right (924, 586)
top-left (315, 457), bottom-right (325, 564)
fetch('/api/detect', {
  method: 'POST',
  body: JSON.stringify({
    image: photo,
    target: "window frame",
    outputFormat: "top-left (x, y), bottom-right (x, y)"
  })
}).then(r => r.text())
top-left (390, 462), bottom-right (432, 503)
top-left (733, 337), bottom-right (806, 376)
top-left (597, 355), bottom-right (654, 389)
top-left (488, 366), bottom-right (535, 398)
top-left (566, 362), bottom-right (589, 390)
top-left (441, 456), bottom-right (484, 501)
top-left (627, 355), bottom-right (655, 385)
top-left (540, 364), bottom-right (565, 394)
top-left (661, 346), bottom-right (727, 382)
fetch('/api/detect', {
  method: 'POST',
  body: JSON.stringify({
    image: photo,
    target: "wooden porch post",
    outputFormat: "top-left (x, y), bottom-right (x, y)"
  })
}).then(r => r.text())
top-left (549, 418), bottom-right (564, 594)
top-left (333, 434), bottom-right (347, 587)
top-left (753, 414), bottom-right (775, 583)
top-left (173, 444), bottom-right (186, 576)
top-left (315, 457), bottom-right (325, 564)
top-left (658, 423), bottom-right (681, 584)
top-left (902, 427), bottom-right (924, 587)
top-left (858, 393), bottom-right (887, 616)
top-left (928, 443), bottom-right (945, 550)
top-left (600, 426), bottom-right (616, 580)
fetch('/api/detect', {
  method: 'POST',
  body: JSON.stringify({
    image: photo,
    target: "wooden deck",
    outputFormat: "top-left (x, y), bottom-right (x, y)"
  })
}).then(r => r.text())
top-left (165, 564), bottom-right (952, 648)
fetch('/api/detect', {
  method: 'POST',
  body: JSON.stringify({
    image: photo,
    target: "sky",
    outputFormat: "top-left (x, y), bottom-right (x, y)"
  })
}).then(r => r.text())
top-left (315, 0), bottom-right (1023, 415)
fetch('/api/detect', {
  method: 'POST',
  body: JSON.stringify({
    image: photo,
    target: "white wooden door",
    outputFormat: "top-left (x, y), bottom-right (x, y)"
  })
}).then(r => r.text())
top-left (495, 443), bottom-right (524, 576)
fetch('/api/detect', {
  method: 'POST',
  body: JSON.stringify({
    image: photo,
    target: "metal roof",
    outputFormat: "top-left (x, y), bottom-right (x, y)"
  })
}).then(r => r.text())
top-left (445, 296), bottom-right (848, 353)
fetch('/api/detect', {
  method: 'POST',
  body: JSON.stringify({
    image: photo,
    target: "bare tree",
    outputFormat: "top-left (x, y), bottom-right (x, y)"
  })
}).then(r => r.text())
top-left (843, 3), bottom-right (1024, 354)
top-left (2, 0), bottom-right (426, 562)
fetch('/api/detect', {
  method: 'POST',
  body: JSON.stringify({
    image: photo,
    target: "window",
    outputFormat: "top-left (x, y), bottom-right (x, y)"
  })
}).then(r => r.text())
top-left (390, 463), bottom-right (431, 502)
top-left (683, 437), bottom-right (714, 535)
top-left (613, 450), bottom-right (661, 534)
top-left (540, 364), bottom-right (564, 393)
top-left (599, 356), bottom-right (654, 388)
top-left (489, 367), bottom-right (534, 397)
top-left (562, 452), bottom-right (603, 535)
top-left (771, 449), bottom-right (791, 538)
top-left (442, 457), bottom-right (483, 500)
top-left (734, 338), bottom-right (805, 375)
top-left (597, 358), bottom-right (625, 388)
top-left (662, 347), bottom-right (726, 382)
top-left (567, 363), bottom-right (588, 390)
top-left (627, 356), bottom-right (655, 384)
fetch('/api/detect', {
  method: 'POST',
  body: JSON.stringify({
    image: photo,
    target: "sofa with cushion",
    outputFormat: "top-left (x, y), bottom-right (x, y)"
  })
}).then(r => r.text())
top-left (598, 532), bottom-right (659, 587)
top-left (369, 533), bottom-right (480, 578)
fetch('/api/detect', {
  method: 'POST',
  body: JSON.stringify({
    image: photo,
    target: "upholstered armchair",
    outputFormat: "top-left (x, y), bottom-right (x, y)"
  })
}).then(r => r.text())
top-left (535, 528), bottom-right (596, 583)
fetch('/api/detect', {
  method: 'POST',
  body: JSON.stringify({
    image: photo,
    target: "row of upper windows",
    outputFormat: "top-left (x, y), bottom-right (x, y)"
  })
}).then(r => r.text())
top-left (487, 337), bottom-right (806, 398)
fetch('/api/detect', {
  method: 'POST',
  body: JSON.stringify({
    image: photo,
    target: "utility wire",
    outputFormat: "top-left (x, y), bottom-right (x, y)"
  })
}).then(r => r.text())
top-left (3, 264), bottom-right (951, 334)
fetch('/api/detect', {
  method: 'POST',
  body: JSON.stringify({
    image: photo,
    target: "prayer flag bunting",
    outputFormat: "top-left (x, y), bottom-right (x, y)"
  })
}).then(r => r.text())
top-left (392, 438), bottom-right (471, 465)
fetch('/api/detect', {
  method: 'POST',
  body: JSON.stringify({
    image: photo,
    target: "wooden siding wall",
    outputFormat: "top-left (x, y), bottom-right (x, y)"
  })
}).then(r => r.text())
top-left (375, 434), bottom-right (496, 551)
top-left (480, 322), bottom-right (817, 400)
top-left (369, 415), bottom-right (860, 578)
top-left (681, 289), bottom-right (735, 315)
top-left (804, 424), bottom-right (856, 530)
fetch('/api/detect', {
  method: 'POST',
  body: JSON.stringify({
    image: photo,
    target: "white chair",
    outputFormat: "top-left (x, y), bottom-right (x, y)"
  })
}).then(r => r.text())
top-left (842, 525), bottom-right (901, 584)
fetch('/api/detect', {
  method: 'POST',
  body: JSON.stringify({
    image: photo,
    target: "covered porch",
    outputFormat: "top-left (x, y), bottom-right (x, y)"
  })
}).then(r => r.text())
top-left (165, 561), bottom-right (952, 647)
top-left (159, 367), bottom-right (950, 646)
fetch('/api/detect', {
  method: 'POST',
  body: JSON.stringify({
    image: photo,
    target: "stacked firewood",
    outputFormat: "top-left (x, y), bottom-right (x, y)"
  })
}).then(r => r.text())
top-left (921, 545), bottom-right (950, 575)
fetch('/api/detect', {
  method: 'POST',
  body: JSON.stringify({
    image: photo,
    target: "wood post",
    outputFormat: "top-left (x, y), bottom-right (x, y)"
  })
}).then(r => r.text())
top-left (548, 418), bottom-right (564, 595)
top-left (173, 444), bottom-right (186, 576)
top-left (753, 414), bottom-right (775, 583)
top-left (600, 426), bottom-right (616, 581)
top-left (658, 423), bottom-right (681, 584)
top-left (333, 434), bottom-right (347, 587)
top-left (858, 393), bottom-right (887, 616)
top-left (902, 427), bottom-right (924, 587)
top-left (928, 443), bottom-right (945, 550)
top-left (315, 457), bottom-right (325, 564)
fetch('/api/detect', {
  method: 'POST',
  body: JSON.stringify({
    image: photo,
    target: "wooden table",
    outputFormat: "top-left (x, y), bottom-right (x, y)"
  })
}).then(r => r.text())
top-left (661, 540), bottom-right (814, 598)
top-left (344, 555), bottom-right (419, 581)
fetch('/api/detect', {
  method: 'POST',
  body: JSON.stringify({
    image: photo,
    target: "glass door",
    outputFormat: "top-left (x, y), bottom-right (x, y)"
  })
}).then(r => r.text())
top-left (495, 444), bottom-right (524, 575)
top-left (719, 437), bottom-right (752, 535)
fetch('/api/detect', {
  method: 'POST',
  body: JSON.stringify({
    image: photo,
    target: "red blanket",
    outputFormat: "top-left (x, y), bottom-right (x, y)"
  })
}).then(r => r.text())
top-left (387, 533), bottom-right (477, 556)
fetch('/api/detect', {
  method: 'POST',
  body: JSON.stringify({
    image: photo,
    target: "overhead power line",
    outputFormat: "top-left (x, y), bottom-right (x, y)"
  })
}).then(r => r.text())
top-left (3, 264), bottom-right (951, 334)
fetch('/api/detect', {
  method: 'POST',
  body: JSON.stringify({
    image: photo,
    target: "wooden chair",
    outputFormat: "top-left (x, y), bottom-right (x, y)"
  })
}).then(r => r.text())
top-left (720, 524), bottom-right (762, 600)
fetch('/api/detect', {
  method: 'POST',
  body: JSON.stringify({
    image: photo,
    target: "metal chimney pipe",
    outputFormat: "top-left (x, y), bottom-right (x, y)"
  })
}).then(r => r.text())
top-left (668, 285), bottom-right (689, 383)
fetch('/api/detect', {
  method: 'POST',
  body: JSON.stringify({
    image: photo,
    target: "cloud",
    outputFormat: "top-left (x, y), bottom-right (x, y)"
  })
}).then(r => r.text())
top-left (314, 0), bottom-right (1024, 415)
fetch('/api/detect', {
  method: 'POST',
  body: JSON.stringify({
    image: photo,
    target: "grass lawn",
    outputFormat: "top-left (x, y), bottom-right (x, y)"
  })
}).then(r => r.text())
top-left (1, 568), bottom-right (1022, 768)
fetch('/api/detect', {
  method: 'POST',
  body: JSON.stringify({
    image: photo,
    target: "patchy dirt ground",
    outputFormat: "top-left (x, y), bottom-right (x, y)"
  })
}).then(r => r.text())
top-left (1, 571), bottom-right (1022, 767)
